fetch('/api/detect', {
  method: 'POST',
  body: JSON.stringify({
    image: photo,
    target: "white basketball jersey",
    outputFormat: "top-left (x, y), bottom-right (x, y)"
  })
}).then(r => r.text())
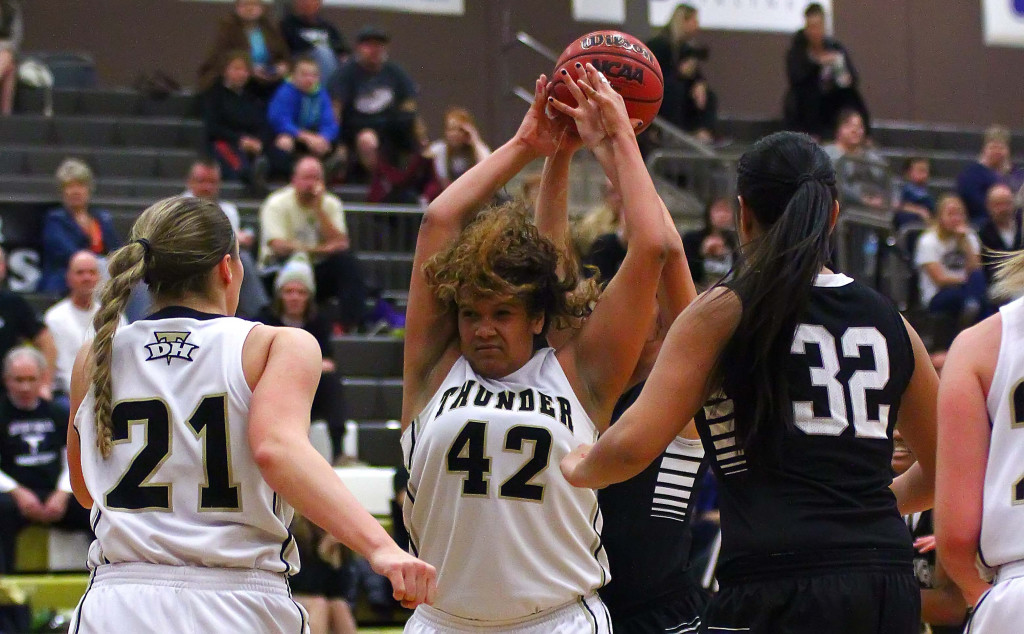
top-left (75, 307), bottom-right (299, 574)
top-left (980, 296), bottom-right (1024, 571)
top-left (402, 349), bottom-right (610, 621)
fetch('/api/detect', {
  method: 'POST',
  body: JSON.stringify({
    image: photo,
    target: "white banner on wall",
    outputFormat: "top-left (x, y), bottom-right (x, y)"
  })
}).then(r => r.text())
top-left (572, 0), bottom-right (626, 24)
top-left (189, 0), bottom-right (464, 15)
top-left (648, 0), bottom-right (832, 33)
top-left (982, 0), bottom-right (1024, 47)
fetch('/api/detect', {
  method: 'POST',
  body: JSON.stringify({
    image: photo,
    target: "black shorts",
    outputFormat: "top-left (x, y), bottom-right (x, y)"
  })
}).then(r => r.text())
top-left (288, 555), bottom-right (354, 602)
top-left (610, 585), bottom-right (708, 634)
top-left (700, 568), bottom-right (920, 634)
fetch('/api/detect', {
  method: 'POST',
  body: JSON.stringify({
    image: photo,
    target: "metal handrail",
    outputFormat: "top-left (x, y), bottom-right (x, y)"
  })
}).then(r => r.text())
top-left (511, 31), bottom-right (717, 159)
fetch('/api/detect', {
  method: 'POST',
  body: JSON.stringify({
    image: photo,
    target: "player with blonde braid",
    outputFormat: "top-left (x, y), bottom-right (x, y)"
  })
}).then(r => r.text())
top-left (66, 196), bottom-right (435, 633)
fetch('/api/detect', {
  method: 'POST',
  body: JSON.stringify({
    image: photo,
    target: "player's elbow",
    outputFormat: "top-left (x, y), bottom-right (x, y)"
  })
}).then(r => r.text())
top-left (250, 433), bottom-right (295, 477)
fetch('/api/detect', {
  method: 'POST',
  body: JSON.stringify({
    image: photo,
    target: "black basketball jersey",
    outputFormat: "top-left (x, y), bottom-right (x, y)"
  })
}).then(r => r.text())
top-left (599, 381), bottom-right (708, 615)
top-left (696, 273), bottom-right (915, 581)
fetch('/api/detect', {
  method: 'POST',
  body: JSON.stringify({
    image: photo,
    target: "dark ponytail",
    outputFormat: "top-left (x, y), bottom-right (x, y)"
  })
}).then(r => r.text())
top-left (719, 132), bottom-right (837, 458)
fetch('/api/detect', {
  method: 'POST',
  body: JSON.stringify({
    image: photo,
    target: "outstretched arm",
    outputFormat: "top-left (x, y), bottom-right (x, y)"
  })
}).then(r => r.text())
top-left (249, 327), bottom-right (436, 608)
top-left (561, 288), bottom-right (740, 488)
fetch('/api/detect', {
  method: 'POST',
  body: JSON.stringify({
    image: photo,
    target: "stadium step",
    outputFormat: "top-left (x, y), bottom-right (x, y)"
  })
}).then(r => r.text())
top-left (0, 114), bottom-right (204, 149)
top-left (16, 87), bottom-right (198, 119)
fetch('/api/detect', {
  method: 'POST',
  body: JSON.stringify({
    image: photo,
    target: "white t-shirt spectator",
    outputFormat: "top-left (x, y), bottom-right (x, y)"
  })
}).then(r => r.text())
top-left (43, 297), bottom-right (98, 393)
top-left (914, 230), bottom-right (981, 305)
top-left (258, 185), bottom-right (347, 269)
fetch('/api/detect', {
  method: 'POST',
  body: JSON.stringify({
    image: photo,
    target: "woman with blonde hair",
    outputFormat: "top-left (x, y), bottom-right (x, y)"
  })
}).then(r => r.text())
top-left (915, 193), bottom-right (988, 326)
top-left (40, 159), bottom-right (121, 294)
top-left (936, 249), bottom-right (1024, 631)
top-left (428, 106), bottom-right (492, 189)
top-left (65, 196), bottom-right (434, 632)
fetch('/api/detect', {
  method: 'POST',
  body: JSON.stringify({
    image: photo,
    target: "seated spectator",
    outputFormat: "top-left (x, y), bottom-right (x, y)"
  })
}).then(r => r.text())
top-left (255, 255), bottom-right (343, 459)
top-left (428, 107), bottom-right (491, 189)
top-left (289, 514), bottom-right (358, 634)
top-left (197, 0), bottom-right (289, 97)
top-left (682, 197), bottom-right (738, 289)
top-left (267, 55), bottom-right (341, 178)
top-left (42, 252), bottom-right (99, 411)
top-left (784, 2), bottom-right (869, 139)
top-left (649, 5), bottom-right (716, 143)
top-left (259, 156), bottom-right (367, 331)
top-left (977, 183), bottom-right (1023, 284)
top-left (329, 26), bottom-right (418, 168)
top-left (366, 119), bottom-right (442, 205)
top-left (822, 109), bottom-right (888, 209)
top-left (915, 194), bottom-right (987, 326)
top-left (895, 157), bottom-right (935, 229)
top-left (184, 159), bottom-right (269, 317)
top-left (0, 247), bottom-right (57, 396)
top-left (279, 0), bottom-right (348, 81)
top-left (0, 0), bottom-right (20, 116)
top-left (0, 346), bottom-right (90, 573)
top-left (39, 159), bottom-right (121, 295)
top-left (201, 50), bottom-right (270, 188)
top-left (956, 124), bottom-right (1024, 225)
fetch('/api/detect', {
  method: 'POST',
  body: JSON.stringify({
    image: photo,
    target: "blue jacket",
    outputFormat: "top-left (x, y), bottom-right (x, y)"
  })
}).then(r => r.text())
top-left (267, 80), bottom-right (339, 142)
top-left (39, 206), bottom-right (120, 294)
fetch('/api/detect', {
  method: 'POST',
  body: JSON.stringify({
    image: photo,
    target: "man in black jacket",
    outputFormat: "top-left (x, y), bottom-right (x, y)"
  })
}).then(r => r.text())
top-left (783, 3), bottom-right (869, 139)
top-left (978, 183), bottom-right (1023, 285)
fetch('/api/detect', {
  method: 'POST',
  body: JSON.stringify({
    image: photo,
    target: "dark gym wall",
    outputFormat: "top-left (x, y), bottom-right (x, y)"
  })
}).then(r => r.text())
top-left (21, 0), bottom-right (1024, 145)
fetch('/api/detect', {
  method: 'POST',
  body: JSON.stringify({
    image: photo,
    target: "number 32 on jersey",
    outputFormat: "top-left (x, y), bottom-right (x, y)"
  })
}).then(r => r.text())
top-left (791, 325), bottom-right (891, 439)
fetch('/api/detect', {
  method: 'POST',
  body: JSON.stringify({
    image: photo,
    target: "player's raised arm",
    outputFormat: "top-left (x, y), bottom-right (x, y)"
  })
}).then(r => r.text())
top-left (549, 63), bottom-right (670, 428)
top-left (403, 75), bottom-right (568, 426)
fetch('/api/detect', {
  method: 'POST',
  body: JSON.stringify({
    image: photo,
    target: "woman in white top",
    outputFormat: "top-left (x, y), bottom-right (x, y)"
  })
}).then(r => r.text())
top-left (401, 65), bottom-right (669, 632)
top-left (915, 193), bottom-right (988, 325)
top-left (428, 106), bottom-right (492, 189)
top-left (66, 196), bottom-right (434, 633)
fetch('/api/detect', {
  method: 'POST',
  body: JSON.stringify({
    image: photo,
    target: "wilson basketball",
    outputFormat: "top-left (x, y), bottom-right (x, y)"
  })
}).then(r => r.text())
top-left (548, 31), bottom-right (664, 134)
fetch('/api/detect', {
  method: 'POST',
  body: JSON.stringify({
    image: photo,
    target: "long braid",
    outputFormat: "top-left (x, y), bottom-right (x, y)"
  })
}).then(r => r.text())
top-left (91, 241), bottom-right (147, 458)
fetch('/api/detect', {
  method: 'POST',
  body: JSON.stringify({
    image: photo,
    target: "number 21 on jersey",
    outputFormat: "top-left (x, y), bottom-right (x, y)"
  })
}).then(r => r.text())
top-left (105, 394), bottom-right (241, 513)
top-left (791, 325), bottom-right (891, 438)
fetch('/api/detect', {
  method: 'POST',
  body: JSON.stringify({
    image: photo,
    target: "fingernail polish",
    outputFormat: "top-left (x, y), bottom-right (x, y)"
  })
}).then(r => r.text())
top-left (560, 69), bottom-right (568, 75)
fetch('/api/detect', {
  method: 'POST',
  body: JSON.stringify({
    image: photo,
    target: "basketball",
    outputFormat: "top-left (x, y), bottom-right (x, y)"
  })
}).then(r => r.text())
top-left (548, 31), bottom-right (664, 134)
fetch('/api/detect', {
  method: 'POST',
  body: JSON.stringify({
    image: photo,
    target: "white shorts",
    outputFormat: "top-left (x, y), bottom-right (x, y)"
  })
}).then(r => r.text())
top-left (967, 561), bottom-right (1024, 634)
top-left (70, 562), bottom-right (310, 634)
top-left (404, 594), bottom-right (612, 634)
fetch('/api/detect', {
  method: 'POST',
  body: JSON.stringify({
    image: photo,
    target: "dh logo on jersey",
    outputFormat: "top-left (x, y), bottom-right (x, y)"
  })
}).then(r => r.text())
top-left (145, 331), bottom-right (199, 364)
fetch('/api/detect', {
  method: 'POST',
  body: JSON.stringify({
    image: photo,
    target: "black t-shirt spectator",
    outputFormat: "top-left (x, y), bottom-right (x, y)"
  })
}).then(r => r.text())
top-left (329, 59), bottom-right (417, 143)
top-left (0, 290), bottom-right (44, 363)
top-left (255, 307), bottom-right (332, 357)
top-left (202, 81), bottom-right (270, 145)
top-left (0, 395), bottom-right (68, 494)
top-left (279, 12), bottom-right (348, 57)
top-left (978, 212), bottom-right (1023, 282)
